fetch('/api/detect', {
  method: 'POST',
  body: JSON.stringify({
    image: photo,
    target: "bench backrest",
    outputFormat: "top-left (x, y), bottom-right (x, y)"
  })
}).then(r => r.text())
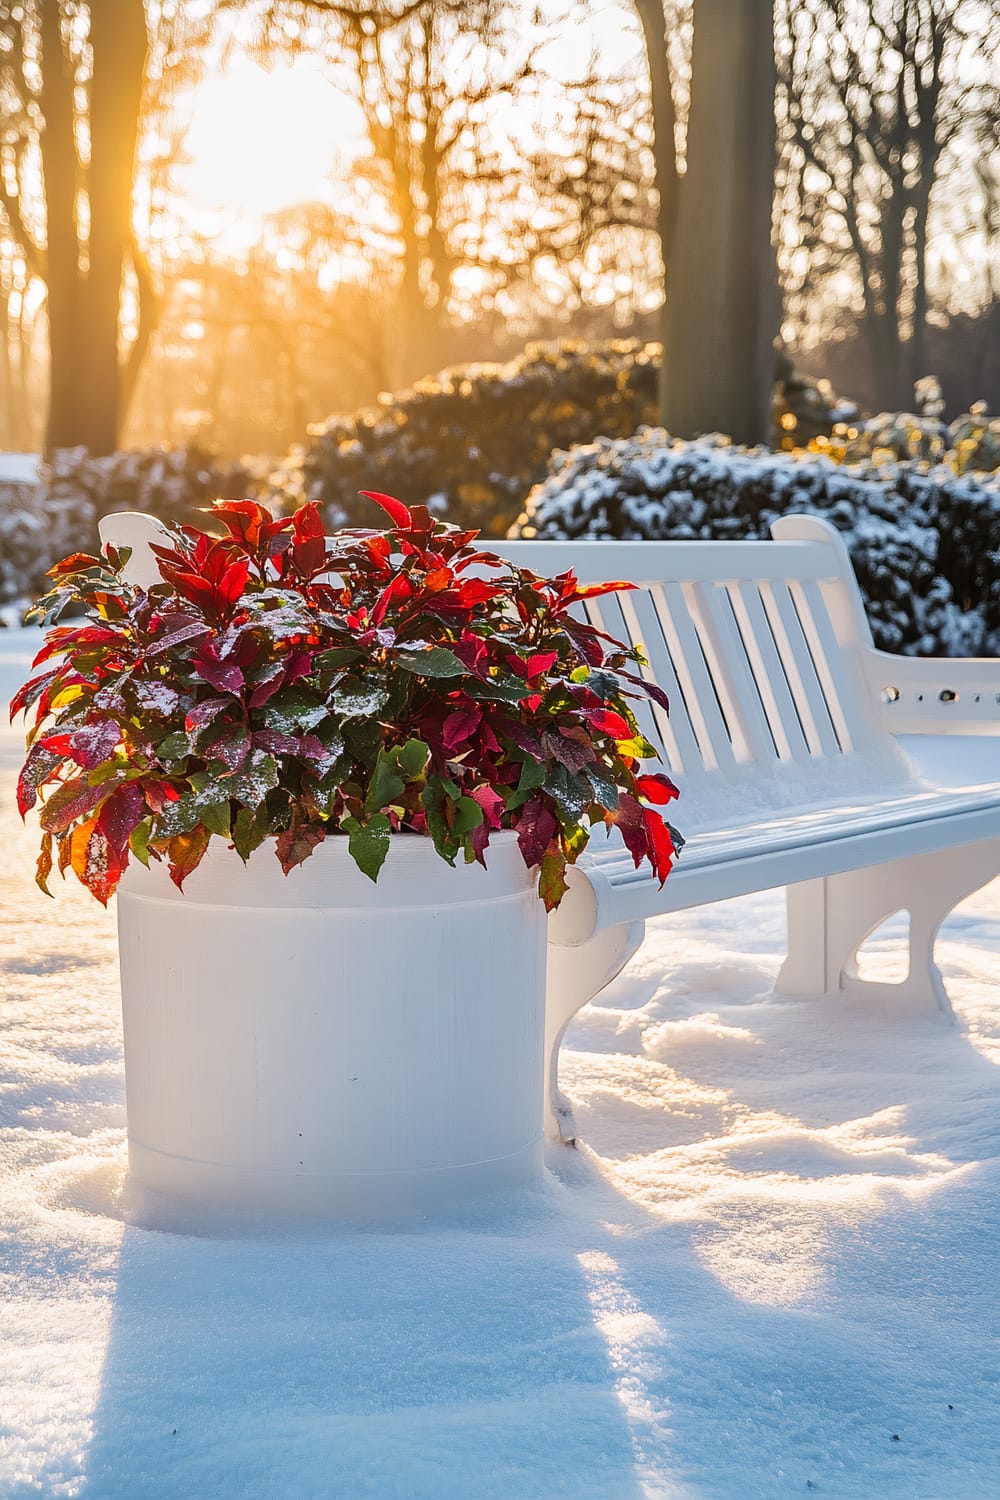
top-left (493, 516), bottom-right (891, 795)
top-left (98, 512), bottom-right (898, 804)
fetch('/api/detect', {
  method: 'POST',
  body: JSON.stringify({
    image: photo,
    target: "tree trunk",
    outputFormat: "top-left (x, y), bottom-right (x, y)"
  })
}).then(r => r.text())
top-left (659, 0), bottom-right (777, 445)
top-left (39, 0), bottom-right (85, 455)
top-left (83, 0), bottom-right (148, 455)
top-left (634, 0), bottom-right (679, 295)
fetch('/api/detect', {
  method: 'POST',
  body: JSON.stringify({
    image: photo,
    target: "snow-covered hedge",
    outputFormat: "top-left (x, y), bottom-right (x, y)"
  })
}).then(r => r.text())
top-left (512, 430), bottom-right (1000, 657)
top-left (0, 447), bottom-right (253, 611)
top-left (300, 341), bottom-right (854, 538)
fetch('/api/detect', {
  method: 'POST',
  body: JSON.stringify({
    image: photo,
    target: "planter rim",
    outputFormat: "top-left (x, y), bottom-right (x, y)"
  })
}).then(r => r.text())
top-left (118, 826), bottom-right (535, 910)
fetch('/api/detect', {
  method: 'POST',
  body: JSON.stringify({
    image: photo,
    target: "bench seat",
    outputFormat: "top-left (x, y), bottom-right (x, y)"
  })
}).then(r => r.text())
top-left (563, 763), bottom-right (1000, 933)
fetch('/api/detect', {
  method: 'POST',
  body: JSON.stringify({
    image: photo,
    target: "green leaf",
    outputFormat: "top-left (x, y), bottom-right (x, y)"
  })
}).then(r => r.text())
top-left (586, 767), bottom-right (620, 811)
top-left (156, 730), bottom-right (191, 762)
top-left (153, 792), bottom-right (204, 841)
top-left (397, 737), bottom-right (430, 778)
top-left (266, 688), bottom-right (328, 733)
top-left (472, 676), bottom-right (530, 704)
top-left (517, 758), bottom-right (546, 793)
top-left (232, 804), bottom-right (268, 862)
top-left (451, 796), bottom-right (484, 837)
top-left (395, 646), bottom-right (464, 677)
top-left (129, 818), bottom-right (152, 867)
top-left (200, 799), bottom-right (233, 837)
top-left (313, 647), bottom-right (362, 670)
top-left (331, 680), bottom-right (390, 718)
top-left (420, 779), bottom-right (457, 865)
top-left (545, 763), bottom-right (593, 822)
top-left (616, 734), bottom-right (657, 761)
top-left (365, 748), bottom-right (406, 816)
top-left (584, 669), bottom-right (619, 701)
top-left (538, 850), bottom-right (569, 911)
top-left (224, 750), bottom-right (280, 803)
top-left (343, 813), bottom-right (391, 882)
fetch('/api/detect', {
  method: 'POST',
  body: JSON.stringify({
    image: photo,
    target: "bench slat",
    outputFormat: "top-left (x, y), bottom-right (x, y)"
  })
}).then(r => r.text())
top-left (729, 582), bottom-right (813, 763)
top-left (654, 582), bottom-right (739, 775)
top-left (790, 579), bottom-right (869, 752)
top-left (618, 587), bottom-right (699, 774)
top-left (583, 591), bottom-right (666, 761)
top-left (688, 581), bottom-right (778, 765)
top-left (759, 581), bottom-right (841, 756)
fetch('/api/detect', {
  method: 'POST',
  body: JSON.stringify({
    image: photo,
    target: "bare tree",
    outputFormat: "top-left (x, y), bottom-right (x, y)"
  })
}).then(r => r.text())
top-left (777, 0), bottom-right (1000, 405)
top-left (0, 1), bottom-right (153, 454)
top-left (658, 0), bottom-right (777, 442)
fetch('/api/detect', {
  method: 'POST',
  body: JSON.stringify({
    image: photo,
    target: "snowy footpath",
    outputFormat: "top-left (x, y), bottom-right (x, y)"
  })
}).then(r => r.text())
top-left (0, 631), bottom-right (997, 1500)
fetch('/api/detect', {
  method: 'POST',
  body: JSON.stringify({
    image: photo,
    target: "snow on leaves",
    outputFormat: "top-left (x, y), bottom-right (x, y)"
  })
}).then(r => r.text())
top-left (12, 494), bottom-right (680, 907)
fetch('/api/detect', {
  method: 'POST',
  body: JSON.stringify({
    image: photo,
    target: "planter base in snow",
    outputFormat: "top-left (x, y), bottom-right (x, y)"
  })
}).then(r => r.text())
top-left (116, 831), bottom-right (547, 1222)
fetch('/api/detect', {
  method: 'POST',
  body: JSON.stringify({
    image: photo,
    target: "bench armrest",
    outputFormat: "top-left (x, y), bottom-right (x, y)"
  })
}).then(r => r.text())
top-left (865, 649), bottom-right (1000, 735)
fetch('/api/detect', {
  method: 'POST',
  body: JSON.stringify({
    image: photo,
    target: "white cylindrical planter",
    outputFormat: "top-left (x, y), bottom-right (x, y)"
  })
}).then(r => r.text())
top-left (115, 831), bottom-right (547, 1221)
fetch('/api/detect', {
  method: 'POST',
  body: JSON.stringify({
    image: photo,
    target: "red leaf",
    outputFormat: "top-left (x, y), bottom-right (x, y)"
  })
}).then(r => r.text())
top-left (146, 621), bottom-right (212, 657)
top-left (635, 772), bottom-right (680, 805)
top-left (218, 558), bottom-right (250, 607)
top-left (470, 784), bottom-right (505, 829)
top-left (526, 651), bottom-right (558, 679)
top-left (96, 784), bottom-right (146, 861)
top-left (442, 707), bottom-right (483, 751)
top-left (192, 643), bottom-right (245, 695)
top-left (9, 666), bottom-right (61, 721)
top-left (45, 552), bottom-right (104, 578)
top-left (371, 574), bottom-right (413, 625)
top-left (360, 490), bottom-right (413, 530)
top-left (291, 504), bottom-right (328, 576)
top-left (16, 741), bottom-right (63, 817)
top-left (33, 625), bottom-right (122, 667)
top-left (39, 777), bottom-right (108, 835)
top-left (514, 795), bottom-right (559, 868)
top-left (611, 793), bottom-right (648, 868)
top-left (209, 724), bottom-right (251, 772)
top-left (185, 697), bottom-right (233, 733)
top-left (40, 733), bottom-right (73, 755)
top-left (642, 807), bottom-right (675, 885)
top-left (558, 580), bottom-right (636, 607)
top-left (275, 823), bottom-right (326, 875)
top-left (68, 720), bottom-right (120, 770)
top-left (248, 662), bottom-right (286, 707)
top-left (143, 779), bottom-right (181, 814)
top-left (583, 708), bottom-right (631, 739)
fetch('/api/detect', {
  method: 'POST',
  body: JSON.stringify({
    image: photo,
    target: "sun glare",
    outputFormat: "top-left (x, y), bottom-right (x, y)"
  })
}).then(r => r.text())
top-left (174, 52), bottom-right (365, 231)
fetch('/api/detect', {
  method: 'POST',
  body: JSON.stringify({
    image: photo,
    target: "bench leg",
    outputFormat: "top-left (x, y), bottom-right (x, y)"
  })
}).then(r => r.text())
top-left (777, 840), bottom-right (1000, 1020)
top-left (545, 920), bottom-right (646, 1144)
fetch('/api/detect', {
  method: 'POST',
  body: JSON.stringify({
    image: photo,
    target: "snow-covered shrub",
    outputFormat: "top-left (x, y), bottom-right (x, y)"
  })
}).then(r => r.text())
top-left (300, 341), bottom-right (661, 538)
top-left (42, 446), bottom-right (254, 528)
top-left (0, 447), bottom-right (254, 611)
top-left (0, 471), bottom-right (93, 613)
top-left (513, 429), bottom-right (1000, 657)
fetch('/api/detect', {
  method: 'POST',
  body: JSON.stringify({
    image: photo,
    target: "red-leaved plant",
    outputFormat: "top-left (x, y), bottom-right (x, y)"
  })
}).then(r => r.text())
top-left (12, 492), bottom-right (681, 909)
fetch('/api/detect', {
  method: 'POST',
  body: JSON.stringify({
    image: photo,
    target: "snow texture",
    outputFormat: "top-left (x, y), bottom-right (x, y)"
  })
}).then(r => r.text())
top-left (1, 628), bottom-right (998, 1499)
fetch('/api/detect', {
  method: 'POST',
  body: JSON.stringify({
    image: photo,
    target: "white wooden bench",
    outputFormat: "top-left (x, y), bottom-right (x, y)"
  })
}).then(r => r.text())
top-left (102, 512), bottom-right (1000, 1147)
top-left (497, 517), bottom-right (1000, 1141)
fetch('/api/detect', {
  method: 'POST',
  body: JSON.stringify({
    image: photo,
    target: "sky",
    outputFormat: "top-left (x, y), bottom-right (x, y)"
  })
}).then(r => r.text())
top-left (171, 1), bottom-right (648, 231)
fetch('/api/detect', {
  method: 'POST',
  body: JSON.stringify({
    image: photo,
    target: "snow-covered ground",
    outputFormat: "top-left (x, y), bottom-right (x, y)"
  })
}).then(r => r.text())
top-left (1, 630), bottom-right (997, 1500)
